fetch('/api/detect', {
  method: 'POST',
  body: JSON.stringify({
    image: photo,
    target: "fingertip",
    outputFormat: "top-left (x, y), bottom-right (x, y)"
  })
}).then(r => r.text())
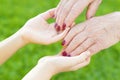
top-left (86, 12), bottom-right (93, 20)
top-left (62, 23), bottom-right (66, 31)
top-left (85, 51), bottom-right (91, 56)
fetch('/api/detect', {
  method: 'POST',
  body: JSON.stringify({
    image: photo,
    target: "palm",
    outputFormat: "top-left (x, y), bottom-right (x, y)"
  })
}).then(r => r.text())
top-left (21, 9), bottom-right (69, 45)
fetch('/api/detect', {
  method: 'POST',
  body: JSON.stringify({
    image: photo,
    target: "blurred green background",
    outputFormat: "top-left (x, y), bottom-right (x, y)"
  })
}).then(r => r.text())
top-left (0, 0), bottom-right (120, 80)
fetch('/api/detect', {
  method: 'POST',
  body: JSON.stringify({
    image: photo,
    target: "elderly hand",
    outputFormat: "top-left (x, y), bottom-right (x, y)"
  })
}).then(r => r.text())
top-left (62, 12), bottom-right (120, 56)
top-left (55, 0), bottom-right (102, 31)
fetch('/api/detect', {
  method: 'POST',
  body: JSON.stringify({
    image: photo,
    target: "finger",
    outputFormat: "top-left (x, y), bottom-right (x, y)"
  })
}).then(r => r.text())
top-left (62, 51), bottom-right (90, 67)
top-left (86, 0), bottom-right (102, 19)
top-left (63, 23), bottom-right (86, 46)
top-left (48, 27), bottom-right (70, 44)
top-left (64, 0), bottom-right (92, 27)
top-left (57, 0), bottom-right (78, 28)
top-left (65, 32), bottom-right (87, 54)
top-left (70, 58), bottom-right (90, 71)
top-left (87, 43), bottom-right (102, 56)
top-left (70, 38), bottom-right (95, 56)
top-left (40, 8), bottom-right (56, 20)
top-left (55, 0), bottom-right (64, 18)
top-left (55, 0), bottom-right (68, 31)
top-left (56, 0), bottom-right (68, 22)
top-left (71, 22), bottom-right (76, 27)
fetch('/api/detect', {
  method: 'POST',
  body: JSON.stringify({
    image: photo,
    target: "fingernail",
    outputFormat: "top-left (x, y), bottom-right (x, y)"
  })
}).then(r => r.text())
top-left (67, 54), bottom-right (71, 57)
top-left (57, 25), bottom-right (60, 32)
top-left (62, 23), bottom-right (66, 30)
top-left (54, 23), bottom-right (60, 32)
top-left (54, 23), bottom-right (57, 28)
top-left (52, 15), bottom-right (55, 18)
top-left (62, 51), bottom-right (68, 56)
top-left (61, 40), bottom-right (66, 46)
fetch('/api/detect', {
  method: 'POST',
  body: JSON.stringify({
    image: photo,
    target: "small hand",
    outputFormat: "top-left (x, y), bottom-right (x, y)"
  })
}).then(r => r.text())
top-left (39, 51), bottom-right (90, 74)
top-left (62, 12), bottom-right (120, 56)
top-left (22, 51), bottom-right (90, 80)
top-left (19, 9), bottom-right (70, 45)
top-left (54, 0), bottom-right (102, 31)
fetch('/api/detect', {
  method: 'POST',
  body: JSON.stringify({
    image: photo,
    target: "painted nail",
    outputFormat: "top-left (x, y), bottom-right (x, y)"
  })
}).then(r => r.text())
top-left (54, 23), bottom-right (60, 32)
top-left (54, 23), bottom-right (58, 28)
top-left (62, 51), bottom-right (68, 56)
top-left (62, 23), bottom-right (66, 30)
top-left (52, 15), bottom-right (54, 18)
top-left (56, 25), bottom-right (60, 32)
top-left (67, 54), bottom-right (71, 57)
top-left (61, 40), bottom-right (66, 46)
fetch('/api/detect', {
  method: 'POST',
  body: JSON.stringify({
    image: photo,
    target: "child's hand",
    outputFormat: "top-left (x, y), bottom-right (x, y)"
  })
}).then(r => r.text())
top-left (22, 51), bottom-right (90, 80)
top-left (19, 9), bottom-right (69, 45)
top-left (39, 51), bottom-right (90, 73)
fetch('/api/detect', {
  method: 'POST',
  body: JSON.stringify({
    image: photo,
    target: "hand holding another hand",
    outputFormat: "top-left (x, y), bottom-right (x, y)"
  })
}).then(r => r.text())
top-left (55, 0), bottom-right (102, 31)
top-left (19, 9), bottom-right (69, 45)
top-left (62, 12), bottom-right (120, 56)
top-left (22, 51), bottom-right (90, 80)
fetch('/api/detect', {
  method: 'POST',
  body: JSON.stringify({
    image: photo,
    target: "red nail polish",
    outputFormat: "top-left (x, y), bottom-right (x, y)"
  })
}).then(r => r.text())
top-left (67, 54), bottom-right (71, 57)
top-left (61, 40), bottom-right (66, 46)
top-left (54, 23), bottom-right (60, 32)
top-left (62, 51), bottom-right (67, 56)
top-left (56, 25), bottom-right (60, 32)
top-left (62, 23), bottom-right (66, 30)
top-left (54, 23), bottom-right (58, 28)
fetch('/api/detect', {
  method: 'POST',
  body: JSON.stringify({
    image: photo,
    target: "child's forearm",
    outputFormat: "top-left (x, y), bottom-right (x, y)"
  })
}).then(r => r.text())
top-left (22, 63), bottom-right (53, 80)
top-left (0, 31), bottom-right (26, 65)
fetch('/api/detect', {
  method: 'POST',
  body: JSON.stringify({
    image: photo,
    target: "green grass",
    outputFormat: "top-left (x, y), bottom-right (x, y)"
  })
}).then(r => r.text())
top-left (0, 0), bottom-right (120, 80)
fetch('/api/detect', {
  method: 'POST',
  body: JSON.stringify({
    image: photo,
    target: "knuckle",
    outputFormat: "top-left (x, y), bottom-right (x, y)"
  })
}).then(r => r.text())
top-left (88, 38), bottom-right (96, 44)
top-left (88, 48), bottom-right (95, 54)
top-left (81, 44), bottom-right (86, 50)
top-left (62, 7), bottom-right (69, 15)
top-left (96, 38), bottom-right (105, 48)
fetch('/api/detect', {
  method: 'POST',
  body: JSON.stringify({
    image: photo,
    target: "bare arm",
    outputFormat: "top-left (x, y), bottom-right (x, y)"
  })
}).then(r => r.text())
top-left (0, 9), bottom-right (69, 65)
top-left (0, 31), bottom-right (26, 65)
top-left (22, 51), bottom-right (90, 80)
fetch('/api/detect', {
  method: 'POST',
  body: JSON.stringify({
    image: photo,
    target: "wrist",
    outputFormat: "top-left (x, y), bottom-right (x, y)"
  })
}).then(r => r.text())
top-left (39, 63), bottom-right (54, 80)
top-left (16, 29), bottom-right (29, 46)
top-left (0, 31), bottom-right (28, 64)
top-left (22, 63), bottom-right (54, 80)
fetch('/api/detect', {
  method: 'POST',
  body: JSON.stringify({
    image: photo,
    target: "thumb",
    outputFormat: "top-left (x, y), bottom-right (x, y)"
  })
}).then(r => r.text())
top-left (86, 0), bottom-right (102, 19)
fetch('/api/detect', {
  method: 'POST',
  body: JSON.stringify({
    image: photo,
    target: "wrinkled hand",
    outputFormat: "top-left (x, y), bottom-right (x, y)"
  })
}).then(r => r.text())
top-left (55, 0), bottom-right (102, 31)
top-left (62, 12), bottom-right (120, 56)
top-left (19, 9), bottom-right (69, 45)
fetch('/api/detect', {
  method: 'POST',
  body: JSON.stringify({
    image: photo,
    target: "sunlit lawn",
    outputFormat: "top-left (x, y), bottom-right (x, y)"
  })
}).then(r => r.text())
top-left (0, 0), bottom-right (120, 80)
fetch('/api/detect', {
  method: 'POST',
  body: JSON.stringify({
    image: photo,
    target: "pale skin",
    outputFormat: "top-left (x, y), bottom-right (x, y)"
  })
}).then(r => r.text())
top-left (55, 0), bottom-right (102, 31)
top-left (0, 8), bottom-right (91, 80)
top-left (22, 51), bottom-right (91, 80)
top-left (0, 9), bottom-right (70, 65)
top-left (62, 12), bottom-right (120, 56)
